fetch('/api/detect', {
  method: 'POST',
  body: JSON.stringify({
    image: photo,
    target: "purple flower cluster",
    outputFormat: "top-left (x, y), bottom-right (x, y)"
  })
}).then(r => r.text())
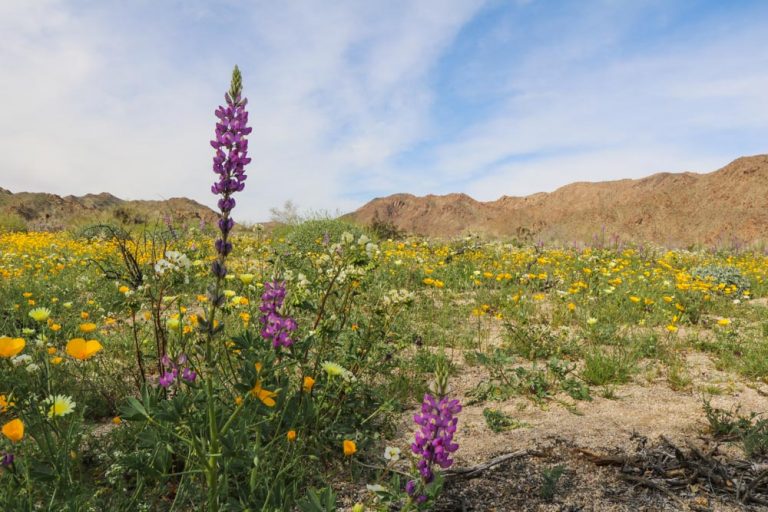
top-left (259, 281), bottom-right (298, 348)
top-left (158, 353), bottom-right (197, 388)
top-left (407, 393), bottom-right (461, 497)
top-left (210, 66), bottom-right (251, 279)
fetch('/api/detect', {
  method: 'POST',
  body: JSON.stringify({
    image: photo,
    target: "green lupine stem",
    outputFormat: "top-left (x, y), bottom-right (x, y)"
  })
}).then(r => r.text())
top-left (204, 274), bottom-right (222, 511)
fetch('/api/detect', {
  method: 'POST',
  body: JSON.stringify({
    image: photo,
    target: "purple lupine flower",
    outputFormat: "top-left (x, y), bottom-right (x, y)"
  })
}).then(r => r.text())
top-left (181, 367), bottom-right (197, 383)
top-left (411, 393), bottom-right (461, 484)
top-left (157, 353), bottom-right (196, 388)
top-left (1, 452), bottom-right (14, 467)
top-left (259, 281), bottom-right (298, 348)
top-left (210, 65), bottom-right (251, 279)
top-left (158, 368), bottom-right (177, 388)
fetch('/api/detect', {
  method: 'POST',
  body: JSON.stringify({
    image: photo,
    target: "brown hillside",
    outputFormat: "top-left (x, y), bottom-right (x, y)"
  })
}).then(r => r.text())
top-left (347, 155), bottom-right (768, 246)
top-left (0, 188), bottom-right (218, 231)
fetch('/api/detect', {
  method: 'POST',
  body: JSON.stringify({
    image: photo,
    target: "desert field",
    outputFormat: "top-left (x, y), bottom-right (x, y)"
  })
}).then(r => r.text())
top-left (2, 223), bottom-right (768, 510)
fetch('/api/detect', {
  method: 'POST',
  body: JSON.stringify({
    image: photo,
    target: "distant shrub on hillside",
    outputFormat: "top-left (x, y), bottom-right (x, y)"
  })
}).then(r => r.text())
top-left (0, 212), bottom-right (28, 232)
top-left (277, 218), bottom-right (372, 253)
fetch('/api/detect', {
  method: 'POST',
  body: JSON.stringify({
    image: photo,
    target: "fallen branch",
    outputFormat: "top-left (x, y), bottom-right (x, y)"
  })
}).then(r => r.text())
top-left (444, 449), bottom-right (540, 480)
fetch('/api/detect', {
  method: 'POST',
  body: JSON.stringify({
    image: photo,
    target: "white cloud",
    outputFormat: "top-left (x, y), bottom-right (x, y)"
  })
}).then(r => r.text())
top-left (1, 1), bottom-right (766, 221)
top-left (0, 0), bottom-right (485, 220)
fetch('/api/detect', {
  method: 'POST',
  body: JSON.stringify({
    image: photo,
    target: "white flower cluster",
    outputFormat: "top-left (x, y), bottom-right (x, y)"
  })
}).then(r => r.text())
top-left (12, 354), bottom-right (40, 373)
top-left (381, 289), bottom-right (414, 307)
top-left (283, 270), bottom-right (311, 288)
top-left (154, 251), bottom-right (191, 276)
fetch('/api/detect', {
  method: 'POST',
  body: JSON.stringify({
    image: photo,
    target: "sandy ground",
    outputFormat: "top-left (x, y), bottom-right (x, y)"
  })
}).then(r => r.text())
top-left (371, 346), bottom-right (768, 511)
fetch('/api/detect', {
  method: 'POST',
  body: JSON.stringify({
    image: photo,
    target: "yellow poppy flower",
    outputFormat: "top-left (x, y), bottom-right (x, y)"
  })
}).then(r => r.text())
top-left (1, 418), bottom-right (24, 442)
top-left (343, 439), bottom-right (357, 456)
top-left (0, 337), bottom-right (25, 358)
top-left (66, 338), bottom-right (103, 360)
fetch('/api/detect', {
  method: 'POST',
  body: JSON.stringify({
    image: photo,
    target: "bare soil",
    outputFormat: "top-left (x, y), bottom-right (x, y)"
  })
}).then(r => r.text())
top-left (377, 349), bottom-right (768, 511)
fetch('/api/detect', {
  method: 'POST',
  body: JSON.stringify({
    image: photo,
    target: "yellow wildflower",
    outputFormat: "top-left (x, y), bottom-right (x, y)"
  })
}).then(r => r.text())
top-left (28, 307), bottom-right (51, 322)
top-left (66, 338), bottom-right (103, 360)
top-left (249, 382), bottom-right (277, 407)
top-left (0, 337), bottom-right (25, 358)
top-left (1, 419), bottom-right (24, 442)
top-left (79, 322), bottom-right (97, 333)
top-left (343, 439), bottom-right (357, 456)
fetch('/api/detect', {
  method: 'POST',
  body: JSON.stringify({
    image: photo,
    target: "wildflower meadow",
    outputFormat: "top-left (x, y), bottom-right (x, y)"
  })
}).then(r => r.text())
top-left (3, 69), bottom-right (768, 510)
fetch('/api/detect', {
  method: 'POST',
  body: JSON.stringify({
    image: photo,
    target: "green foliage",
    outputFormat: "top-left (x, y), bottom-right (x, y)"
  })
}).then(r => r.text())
top-left (277, 218), bottom-right (372, 254)
top-left (482, 408), bottom-right (528, 432)
top-left (0, 212), bottom-right (27, 232)
top-left (704, 400), bottom-right (768, 458)
top-left (540, 465), bottom-right (566, 501)
top-left (505, 321), bottom-right (579, 360)
top-left (581, 348), bottom-right (637, 386)
top-left (691, 264), bottom-right (751, 293)
top-left (297, 487), bottom-right (337, 512)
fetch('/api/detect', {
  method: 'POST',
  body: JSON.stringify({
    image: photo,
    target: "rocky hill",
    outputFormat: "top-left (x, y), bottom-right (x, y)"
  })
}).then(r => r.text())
top-left (347, 155), bottom-right (768, 246)
top-left (0, 188), bottom-right (218, 231)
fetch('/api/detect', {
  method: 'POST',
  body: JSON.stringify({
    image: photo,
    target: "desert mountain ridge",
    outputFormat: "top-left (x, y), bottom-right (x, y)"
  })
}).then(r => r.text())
top-left (345, 154), bottom-right (768, 246)
top-left (0, 187), bottom-right (218, 231)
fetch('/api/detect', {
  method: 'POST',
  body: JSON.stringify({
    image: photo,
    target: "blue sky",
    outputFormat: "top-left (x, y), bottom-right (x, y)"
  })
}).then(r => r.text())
top-left (1, 0), bottom-right (767, 221)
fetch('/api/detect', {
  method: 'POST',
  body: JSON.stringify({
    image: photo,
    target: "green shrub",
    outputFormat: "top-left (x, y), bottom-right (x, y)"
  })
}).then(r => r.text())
top-left (691, 264), bottom-right (750, 293)
top-left (0, 212), bottom-right (28, 232)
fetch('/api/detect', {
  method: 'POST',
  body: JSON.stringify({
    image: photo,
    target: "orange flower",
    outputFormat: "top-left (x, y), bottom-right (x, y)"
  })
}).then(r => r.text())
top-left (287, 430), bottom-right (297, 442)
top-left (66, 338), bottom-right (103, 360)
top-left (1, 418), bottom-right (24, 442)
top-left (0, 395), bottom-right (14, 413)
top-left (0, 337), bottom-right (25, 358)
top-left (249, 382), bottom-right (277, 407)
top-left (302, 376), bottom-right (315, 393)
top-left (343, 439), bottom-right (357, 457)
top-left (79, 323), bottom-right (98, 333)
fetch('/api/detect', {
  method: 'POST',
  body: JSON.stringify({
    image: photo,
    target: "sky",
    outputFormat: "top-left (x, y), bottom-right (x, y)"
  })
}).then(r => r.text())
top-left (1, 0), bottom-right (767, 222)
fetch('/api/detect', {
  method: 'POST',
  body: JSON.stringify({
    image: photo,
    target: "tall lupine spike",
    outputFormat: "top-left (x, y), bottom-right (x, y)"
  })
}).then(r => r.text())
top-left (210, 65), bottom-right (251, 280)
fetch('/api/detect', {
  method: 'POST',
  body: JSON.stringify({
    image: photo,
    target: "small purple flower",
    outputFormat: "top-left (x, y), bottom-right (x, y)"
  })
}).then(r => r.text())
top-left (1, 452), bottom-right (14, 467)
top-left (158, 369), bottom-right (177, 388)
top-left (157, 353), bottom-right (196, 388)
top-left (259, 281), bottom-right (298, 348)
top-left (181, 367), bottom-right (197, 383)
top-left (405, 479), bottom-right (416, 496)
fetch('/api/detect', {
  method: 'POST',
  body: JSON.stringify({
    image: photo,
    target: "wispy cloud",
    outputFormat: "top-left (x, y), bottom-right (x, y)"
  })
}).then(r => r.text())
top-left (0, 0), bottom-right (484, 220)
top-left (1, 1), bottom-right (766, 220)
